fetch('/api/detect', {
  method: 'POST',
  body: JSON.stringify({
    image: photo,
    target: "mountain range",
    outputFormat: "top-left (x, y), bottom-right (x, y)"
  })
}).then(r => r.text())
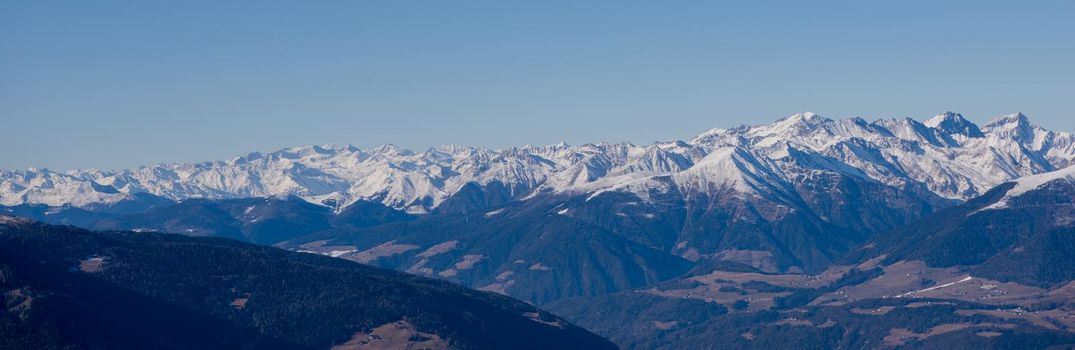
top-left (5, 111), bottom-right (1075, 349)
top-left (5, 112), bottom-right (1072, 275)
top-left (5, 112), bottom-right (1072, 214)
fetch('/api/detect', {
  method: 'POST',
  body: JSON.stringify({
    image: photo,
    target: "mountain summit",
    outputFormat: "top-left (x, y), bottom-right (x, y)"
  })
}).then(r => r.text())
top-left (924, 112), bottom-right (984, 138)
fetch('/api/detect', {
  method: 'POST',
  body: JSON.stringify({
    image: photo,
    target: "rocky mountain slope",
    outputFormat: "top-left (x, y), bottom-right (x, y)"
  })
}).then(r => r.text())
top-left (547, 165), bottom-right (1075, 349)
top-left (847, 164), bottom-right (1075, 287)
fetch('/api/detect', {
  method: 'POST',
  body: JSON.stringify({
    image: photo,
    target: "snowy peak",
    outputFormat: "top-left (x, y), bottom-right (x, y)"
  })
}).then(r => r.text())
top-left (925, 112), bottom-right (984, 138)
top-left (779, 111), bottom-right (827, 125)
top-left (984, 112), bottom-right (1031, 130)
top-left (672, 146), bottom-right (788, 198)
top-left (983, 112), bottom-right (1036, 142)
top-left (753, 112), bottom-right (831, 137)
top-left (787, 111), bottom-right (825, 122)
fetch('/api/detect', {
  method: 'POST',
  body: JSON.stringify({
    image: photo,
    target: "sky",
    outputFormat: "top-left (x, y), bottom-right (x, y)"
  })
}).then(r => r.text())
top-left (3, 1), bottom-right (1074, 170)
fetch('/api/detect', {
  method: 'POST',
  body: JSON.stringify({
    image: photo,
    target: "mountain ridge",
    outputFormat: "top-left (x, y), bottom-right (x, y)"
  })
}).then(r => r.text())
top-left (5, 112), bottom-right (1072, 215)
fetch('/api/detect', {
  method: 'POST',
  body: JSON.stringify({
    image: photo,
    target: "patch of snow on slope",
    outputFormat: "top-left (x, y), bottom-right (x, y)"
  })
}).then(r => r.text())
top-left (983, 165), bottom-right (1075, 210)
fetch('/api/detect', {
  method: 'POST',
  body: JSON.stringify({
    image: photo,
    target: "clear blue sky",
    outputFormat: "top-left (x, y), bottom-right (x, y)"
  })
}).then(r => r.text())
top-left (3, 1), bottom-right (1074, 170)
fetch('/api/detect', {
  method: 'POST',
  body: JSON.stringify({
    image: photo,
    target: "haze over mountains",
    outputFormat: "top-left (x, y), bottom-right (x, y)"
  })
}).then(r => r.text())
top-left (6, 111), bottom-right (1075, 349)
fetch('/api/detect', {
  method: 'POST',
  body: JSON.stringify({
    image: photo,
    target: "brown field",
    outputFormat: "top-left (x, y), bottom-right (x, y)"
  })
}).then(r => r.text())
top-left (229, 297), bottom-right (248, 309)
top-left (522, 311), bottom-right (566, 329)
top-left (645, 258), bottom-right (1075, 337)
top-left (416, 240), bottom-right (458, 258)
top-left (650, 265), bottom-right (852, 311)
top-left (850, 306), bottom-right (896, 315)
top-left (331, 320), bottom-right (448, 350)
top-left (883, 323), bottom-right (1017, 346)
top-left (956, 309), bottom-right (1075, 332)
top-left (811, 261), bottom-right (1044, 307)
top-left (78, 256), bottom-right (106, 273)
top-left (346, 241), bottom-right (419, 264)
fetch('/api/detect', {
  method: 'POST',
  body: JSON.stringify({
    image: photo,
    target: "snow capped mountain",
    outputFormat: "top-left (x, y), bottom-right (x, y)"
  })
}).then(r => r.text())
top-left (689, 112), bottom-right (1071, 199)
top-left (670, 146), bottom-right (792, 199)
top-left (924, 111), bottom-right (984, 138)
top-left (0, 168), bottom-right (133, 207)
top-left (3, 112), bottom-right (1073, 213)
